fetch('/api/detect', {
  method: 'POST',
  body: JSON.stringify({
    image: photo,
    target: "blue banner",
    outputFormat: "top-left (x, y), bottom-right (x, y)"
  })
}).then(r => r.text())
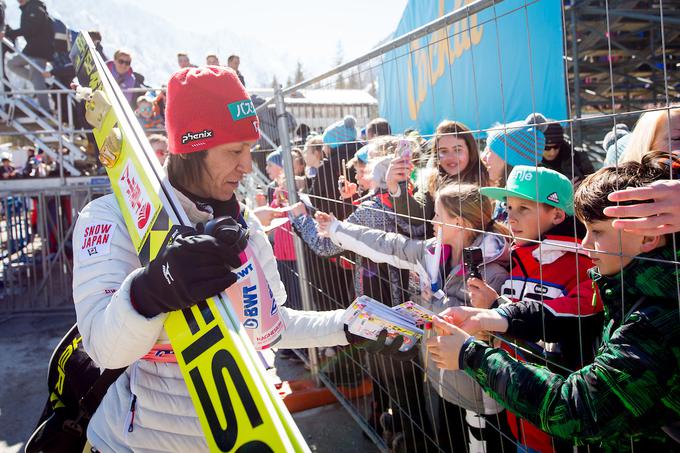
top-left (379, 0), bottom-right (567, 137)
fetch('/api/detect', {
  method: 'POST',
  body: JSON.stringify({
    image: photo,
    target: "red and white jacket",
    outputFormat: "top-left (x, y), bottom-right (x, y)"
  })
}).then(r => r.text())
top-left (497, 234), bottom-right (603, 453)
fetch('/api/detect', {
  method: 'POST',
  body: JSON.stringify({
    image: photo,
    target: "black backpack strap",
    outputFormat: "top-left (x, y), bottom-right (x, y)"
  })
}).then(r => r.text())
top-left (62, 367), bottom-right (127, 437)
top-left (80, 367), bottom-right (127, 417)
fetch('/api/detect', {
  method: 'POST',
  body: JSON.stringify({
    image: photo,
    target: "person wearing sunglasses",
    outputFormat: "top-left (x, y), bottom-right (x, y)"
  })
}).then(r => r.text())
top-left (105, 49), bottom-right (142, 106)
top-left (135, 93), bottom-right (164, 131)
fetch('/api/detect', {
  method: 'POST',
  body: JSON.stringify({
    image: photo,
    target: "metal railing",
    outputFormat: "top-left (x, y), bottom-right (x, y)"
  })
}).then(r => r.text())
top-left (0, 183), bottom-right (110, 312)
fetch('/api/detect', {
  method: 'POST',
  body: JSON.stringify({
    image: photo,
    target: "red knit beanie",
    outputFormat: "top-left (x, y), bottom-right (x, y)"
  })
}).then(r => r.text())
top-left (166, 66), bottom-right (260, 154)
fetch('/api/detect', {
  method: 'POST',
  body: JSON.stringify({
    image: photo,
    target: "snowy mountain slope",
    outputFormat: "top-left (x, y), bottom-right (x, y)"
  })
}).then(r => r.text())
top-left (5, 0), bottom-right (297, 87)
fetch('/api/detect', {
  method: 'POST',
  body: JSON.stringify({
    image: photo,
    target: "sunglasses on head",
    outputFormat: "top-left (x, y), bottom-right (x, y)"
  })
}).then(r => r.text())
top-left (117, 59), bottom-right (131, 65)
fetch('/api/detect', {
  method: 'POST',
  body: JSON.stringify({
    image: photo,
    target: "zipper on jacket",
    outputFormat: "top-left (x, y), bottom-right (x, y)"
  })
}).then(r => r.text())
top-left (127, 395), bottom-right (137, 432)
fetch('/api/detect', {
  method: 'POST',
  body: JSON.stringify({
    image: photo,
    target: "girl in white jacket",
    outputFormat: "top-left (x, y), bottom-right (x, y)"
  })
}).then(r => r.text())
top-left (316, 183), bottom-right (515, 453)
top-left (73, 66), bottom-right (409, 452)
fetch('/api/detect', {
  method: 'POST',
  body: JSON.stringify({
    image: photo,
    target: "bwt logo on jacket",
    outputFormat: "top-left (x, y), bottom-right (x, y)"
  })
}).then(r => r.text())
top-left (181, 129), bottom-right (214, 144)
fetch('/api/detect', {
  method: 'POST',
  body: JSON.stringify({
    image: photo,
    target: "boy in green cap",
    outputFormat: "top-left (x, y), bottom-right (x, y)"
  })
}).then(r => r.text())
top-left (463, 165), bottom-right (604, 452)
top-left (426, 158), bottom-right (680, 451)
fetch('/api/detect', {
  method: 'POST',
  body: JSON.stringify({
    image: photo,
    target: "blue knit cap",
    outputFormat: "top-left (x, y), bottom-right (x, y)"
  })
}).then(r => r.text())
top-left (323, 115), bottom-right (357, 148)
top-left (266, 147), bottom-right (283, 168)
top-left (487, 113), bottom-right (547, 167)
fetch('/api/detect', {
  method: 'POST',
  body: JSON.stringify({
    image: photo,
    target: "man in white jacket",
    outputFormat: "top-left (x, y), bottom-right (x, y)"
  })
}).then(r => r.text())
top-left (73, 66), bottom-right (410, 452)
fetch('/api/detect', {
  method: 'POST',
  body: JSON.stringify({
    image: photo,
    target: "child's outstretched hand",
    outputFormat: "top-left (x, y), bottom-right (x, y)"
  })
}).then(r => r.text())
top-left (439, 306), bottom-right (509, 337)
top-left (467, 278), bottom-right (499, 308)
top-left (425, 316), bottom-right (472, 371)
top-left (290, 202), bottom-right (307, 218)
top-left (315, 211), bottom-right (336, 237)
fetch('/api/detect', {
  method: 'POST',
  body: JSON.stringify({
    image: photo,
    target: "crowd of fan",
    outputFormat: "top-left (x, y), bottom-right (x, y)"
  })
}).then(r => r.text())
top-left (255, 108), bottom-right (680, 453)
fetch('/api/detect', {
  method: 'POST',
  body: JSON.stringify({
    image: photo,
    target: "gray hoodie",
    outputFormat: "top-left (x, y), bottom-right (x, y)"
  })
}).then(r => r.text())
top-left (329, 220), bottom-right (510, 414)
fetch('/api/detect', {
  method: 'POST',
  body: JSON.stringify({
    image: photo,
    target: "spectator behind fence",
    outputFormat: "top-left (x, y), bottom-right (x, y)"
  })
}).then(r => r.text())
top-left (293, 150), bottom-right (431, 451)
top-left (205, 53), bottom-right (219, 66)
top-left (622, 105), bottom-right (680, 164)
top-left (309, 115), bottom-right (360, 219)
top-left (541, 118), bottom-right (594, 182)
top-left (292, 141), bottom-right (411, 306)
top-left (430, 154), bottom-right (680, 451)
top-left (318, 184), bottom-right (514, 452)
top-left (303, 135), bottom-right (324, 179)
top-left (1, 152), bottom-right (16, 179)
top-left (365, 117), bottom-right (392, 140)
top-left (106, 49), bottom-right (142, 107)
top-left (387, 120), bottom-right (489, 238)
top-left (176, 52), bottom-right (196, 69)
top-left (135, 94), bottom-right (164, 131)
top-left (227, 54), bottom-right (245, 86)
top-left (466, 165), bottom-right (600, 452)
top-left (480, 114), bottom-right (547, 223)
top-left (148, 134), bottom-right (168, 165)
top-left (21, 146), bottom-right (36, 176)
top-left (47, 18), bottom-right (76, 123)
top-left (603, 123), bottom-right (631, 167)
top-left (338, 142), bottom-right (373, 202)
top-left (89, 30), bottom-right (107, 60)
top-left (295, 123), bottom-right (311, 144)
top-left (5, 0), bottom-right (54, 112)
top-left (265, 147), bottom-right (284, 203)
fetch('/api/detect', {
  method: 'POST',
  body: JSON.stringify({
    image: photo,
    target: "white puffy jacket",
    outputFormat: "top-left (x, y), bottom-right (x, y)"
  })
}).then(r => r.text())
top-left (73, 190), bottom-right (348, 452)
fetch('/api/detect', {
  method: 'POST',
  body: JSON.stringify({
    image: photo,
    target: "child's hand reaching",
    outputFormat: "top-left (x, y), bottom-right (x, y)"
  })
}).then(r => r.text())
top-left (315, 211), bottom-right (336, 237)
top-left (425, 316), bottom-right (472, 371)
top-left (290, 202), bottom-right (308, 218)
top-left (467, 277), bottom-right (499, 308)
top-left (438, 306), bottom-right (509, 337)
top-left (338, 175), bottom-right (358, 200)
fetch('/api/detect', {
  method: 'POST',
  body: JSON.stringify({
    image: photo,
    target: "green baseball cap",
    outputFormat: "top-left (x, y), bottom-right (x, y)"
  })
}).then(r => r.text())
top-left (480, 165), bottom-right (574, 215)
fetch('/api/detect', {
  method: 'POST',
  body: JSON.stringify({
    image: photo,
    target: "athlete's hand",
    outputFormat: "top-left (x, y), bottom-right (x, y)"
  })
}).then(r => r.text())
top-left (345, 326), bottom-right (419, 362)
top-left (130, 218), bottom-right (247, 318)
top-left (604, 180), bottom-right (680, 235)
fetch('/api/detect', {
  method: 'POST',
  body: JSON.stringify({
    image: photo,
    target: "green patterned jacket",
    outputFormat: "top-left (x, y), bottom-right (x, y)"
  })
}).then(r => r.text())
top-left (461, 245), bottom-right (680, 451)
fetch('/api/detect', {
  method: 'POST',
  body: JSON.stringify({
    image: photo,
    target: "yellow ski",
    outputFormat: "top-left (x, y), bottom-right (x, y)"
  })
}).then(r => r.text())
top-left (71, 32), bottom-right (308, 452)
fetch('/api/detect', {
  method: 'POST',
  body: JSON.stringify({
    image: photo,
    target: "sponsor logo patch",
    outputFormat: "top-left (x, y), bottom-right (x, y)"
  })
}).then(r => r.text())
top-left (181, 129), bottom-right (214, 145)
top-left (228, 99), bottom-right (256, 121)
top-left (118, 161), bottom-right (156, 239)
top-left (79, 222), bottom-right (116, 261)
top-left (547, 192), bottom-right (560, 204)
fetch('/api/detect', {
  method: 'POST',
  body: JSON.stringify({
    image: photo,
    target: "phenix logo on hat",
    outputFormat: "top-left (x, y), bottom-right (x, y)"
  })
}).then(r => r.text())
top-left (480, 165), bottom-right (574, 215)
top-left (166, 66), bottom-right (260, 154)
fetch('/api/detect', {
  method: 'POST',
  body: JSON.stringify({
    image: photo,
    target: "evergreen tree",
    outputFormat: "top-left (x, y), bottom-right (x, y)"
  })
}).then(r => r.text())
top-left (271, 75), bottom-right (279, 89)
top-left (294, 61), bottom-right (304, 84)
top-left (334, 41), bottom-right (346, 89)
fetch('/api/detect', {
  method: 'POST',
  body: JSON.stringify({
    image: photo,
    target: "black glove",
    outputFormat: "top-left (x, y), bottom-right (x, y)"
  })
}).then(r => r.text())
top-left (344, 325), bottom-right (419, 362)
top-left (131, 216), bottom-right (248, 318)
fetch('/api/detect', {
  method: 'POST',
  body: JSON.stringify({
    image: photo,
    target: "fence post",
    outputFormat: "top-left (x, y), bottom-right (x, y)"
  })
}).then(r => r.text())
top-left (273, 85), bottom-right (321, 385)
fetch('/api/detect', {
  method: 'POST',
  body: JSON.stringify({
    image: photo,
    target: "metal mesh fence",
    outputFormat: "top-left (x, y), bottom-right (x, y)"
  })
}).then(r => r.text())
top-left (265, 1), bottom-right (680, 452)
top-left (0, 183), bottom-right (110, 313)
